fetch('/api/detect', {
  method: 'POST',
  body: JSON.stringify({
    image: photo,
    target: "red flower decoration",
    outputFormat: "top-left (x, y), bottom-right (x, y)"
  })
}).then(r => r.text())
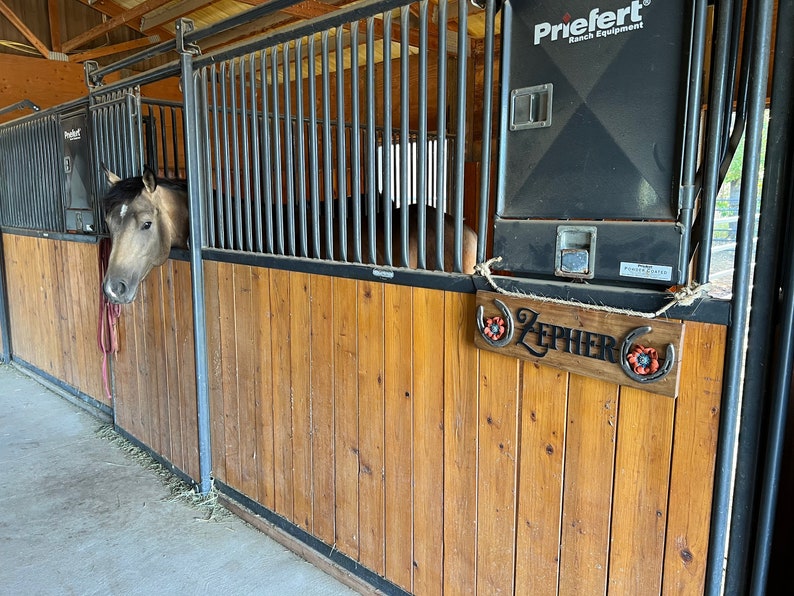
top-left (627, 345), bottom-right (660, 375)
top-left (484, 316), bottom-right (506, 341)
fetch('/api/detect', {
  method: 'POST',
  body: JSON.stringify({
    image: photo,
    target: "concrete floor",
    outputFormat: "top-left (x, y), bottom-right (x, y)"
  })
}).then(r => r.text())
top-left (0, 363), bottom-right (358, 596)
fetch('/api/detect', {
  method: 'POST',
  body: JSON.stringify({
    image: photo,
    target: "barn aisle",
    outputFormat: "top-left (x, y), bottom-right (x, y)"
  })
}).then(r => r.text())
top-left (0, 364), bottom-right (357, 596)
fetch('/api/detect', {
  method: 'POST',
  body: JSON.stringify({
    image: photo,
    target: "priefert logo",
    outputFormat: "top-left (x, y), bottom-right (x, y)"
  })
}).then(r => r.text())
top-left (534, 0), bottom-right (647, 46)
top-left (64, 128), bottom-right (82, 141)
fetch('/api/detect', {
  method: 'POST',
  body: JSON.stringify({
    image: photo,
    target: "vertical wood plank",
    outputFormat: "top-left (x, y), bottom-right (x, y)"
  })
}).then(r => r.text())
top-left (558, 375), bottom-right (619, 595)
top-left (219, 262), bottom-right (241, 490)
top-left (515, 363), bottom-right (569, 596)
top-left (443, 292), bottom-right (479, 594)
top-left (137, 277), bottom-right (156, 450)
top-left (384, 283), bottom-right (413, 591)
top-left (476, 349), bottom-right (519, 595)
top-left (290, 271), bottom-right (313, 531)
top-left (235, 264), bottom-right (259, 500)
top-left (148, 267), bottom-right (169, 460)
top-left (357, 280), bottom-right (385, 574)
top-left (251, 266), bottom-right (275, 509)
top-left (270, 268), bottom-right (294, 518)
top-left (204, 260), bottom-right (227, 484)
top-left (310, 273), bottom-right (336, 544)
top-left (172, 260), bottom-right (199, 481)
top-left (162, 262), bottom-right (183, 471)
top-left (663, 323), bottom-right (725, 595)
top-left (412, 287), bottom-right (446, 595)
top-left (334, 276), bottom-right (360, 558)
top-left (609, 387), bottom-right (675, 594)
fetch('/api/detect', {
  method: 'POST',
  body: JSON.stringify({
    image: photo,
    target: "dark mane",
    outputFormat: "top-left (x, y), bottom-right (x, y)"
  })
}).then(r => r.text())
top-left (103, 175), bottom-right (187, 212)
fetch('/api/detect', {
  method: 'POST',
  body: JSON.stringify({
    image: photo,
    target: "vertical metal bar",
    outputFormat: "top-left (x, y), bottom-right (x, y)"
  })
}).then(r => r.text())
top-left (382, 10), bottom-right (393, 267)
top-left (399, 5), bottom-right (410, 268)
top-left (282, 42), bottom-right (297, 256)
top-left (0, 229), bottom-right (12, 362)
top-left (249, 53), bottom-right (264, 253)
top-left (365, 17), bottom-right (377, 264)
top-left (200, 67), bottom-right (217, 249)
top-left (706, 0), bottom-right (775, 591)
top-left (452, 0), bottom-right (468, 273)
top-left (350, 22), bottom-right (362, 264)
top-left (294, 37), bottom-right (308, 258)
top-left (696, 0), bottom-right (735, 283)
top-left (260, 49), bottom-right (275, 254)
top-left (240, 54), bottom-right (254, 252)
top-left (477, 0), bottom-right (496, 265)
top-left (336, 25), bottom-right (348, 262)
top-left (271, 48), bottom-right (285, 255)
top-left (171, 106), bottom-right (180, 177)
top-left (321, 30), bottom-right (334, 259)
top-left (176, 18), bottom-right (212, 495)
top-left (307, 35), bottom-right (321, 259)
top-left (210, 64), bottom-right (225, 249)
top-left (220, 61), bottom-right (234, 248)
top-left (160, 104), bottom-right (169, 175)
top-left (230, 59), bottom-right (244, 250)
top-left (435, 0), bottom-right (448, 270)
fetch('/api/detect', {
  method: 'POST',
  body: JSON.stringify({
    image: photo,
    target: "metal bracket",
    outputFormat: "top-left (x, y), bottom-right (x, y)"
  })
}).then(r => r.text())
top-left (175, 18), bottom-right (201, 56)
top-left (84, 60), bottom-right (102, 88)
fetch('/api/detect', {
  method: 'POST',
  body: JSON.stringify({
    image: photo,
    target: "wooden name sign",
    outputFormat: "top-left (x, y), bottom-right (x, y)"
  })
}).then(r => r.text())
top-left (474, 291), bottom-right (685, 397)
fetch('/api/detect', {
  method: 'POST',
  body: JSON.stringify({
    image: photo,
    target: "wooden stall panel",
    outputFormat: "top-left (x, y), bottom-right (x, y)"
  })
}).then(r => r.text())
top-left (2, 234), bottom-right (105, 404)
top-left (113, 258), bottom-right (199, 481)
top-left (204, 266), bottom-right (726, 596)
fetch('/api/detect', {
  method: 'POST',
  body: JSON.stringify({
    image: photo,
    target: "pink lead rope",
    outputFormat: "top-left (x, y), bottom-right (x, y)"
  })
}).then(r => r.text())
top-left (98, 238), bottom-right (121, 403)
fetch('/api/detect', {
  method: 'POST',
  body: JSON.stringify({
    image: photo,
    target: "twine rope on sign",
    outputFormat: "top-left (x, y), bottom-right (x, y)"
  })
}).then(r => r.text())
top-left (473, 257), bottom-right (707, 320)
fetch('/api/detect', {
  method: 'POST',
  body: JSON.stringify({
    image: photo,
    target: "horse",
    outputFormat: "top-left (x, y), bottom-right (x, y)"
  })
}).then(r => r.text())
top-left (101, 166), bottom-right (189, 304)
top-left (101, 167), bottom-right (477, 304)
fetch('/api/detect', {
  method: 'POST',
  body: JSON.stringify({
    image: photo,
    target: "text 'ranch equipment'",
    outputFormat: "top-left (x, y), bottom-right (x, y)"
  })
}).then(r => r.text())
top-left (495, 0), bottom-right (695, 286)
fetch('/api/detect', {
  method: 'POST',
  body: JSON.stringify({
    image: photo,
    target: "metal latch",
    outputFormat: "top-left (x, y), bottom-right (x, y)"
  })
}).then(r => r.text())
top-left (510, 83), bottom-right (553, 130)
top-left (555, 225), bottom-right (597, 279)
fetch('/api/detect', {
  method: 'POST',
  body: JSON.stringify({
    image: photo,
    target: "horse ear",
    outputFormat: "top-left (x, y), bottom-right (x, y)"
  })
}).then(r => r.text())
top-left (142, 166), bottom-right (158, 193)
top-left (102, 163), bottom-right (121, 185)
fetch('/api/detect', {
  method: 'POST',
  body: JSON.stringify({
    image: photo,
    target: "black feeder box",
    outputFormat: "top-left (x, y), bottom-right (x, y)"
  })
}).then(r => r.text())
top-left (495, 0), bottom-right (694, 286)
top-left (60, 110), bottom-right (96, 233)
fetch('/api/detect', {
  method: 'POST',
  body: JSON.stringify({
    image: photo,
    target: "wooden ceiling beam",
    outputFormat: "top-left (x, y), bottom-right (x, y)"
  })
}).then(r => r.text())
top-left (0, 0), bottom-right (52, 58)
top-left (73, 0), bottom-right (174, 40)
top-left (68, 35), bottom-right (161, 63)
top-left (141, 0), bottom-right (215, 32)
top-left (63, 0), bottom-right (173, 52)
top-left (48, 0), bottom-right (62, 52)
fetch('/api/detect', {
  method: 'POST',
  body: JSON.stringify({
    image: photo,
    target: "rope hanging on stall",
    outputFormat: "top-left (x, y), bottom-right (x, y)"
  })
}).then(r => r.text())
top-left (98, 238), bottom-right (121, 402)
top-left (474, 257), bottom-right (707, 320)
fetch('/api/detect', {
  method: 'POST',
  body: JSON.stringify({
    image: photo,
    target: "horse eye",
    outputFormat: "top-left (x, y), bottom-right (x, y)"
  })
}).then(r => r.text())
top-left (141, 221), bottom-right (152, 231)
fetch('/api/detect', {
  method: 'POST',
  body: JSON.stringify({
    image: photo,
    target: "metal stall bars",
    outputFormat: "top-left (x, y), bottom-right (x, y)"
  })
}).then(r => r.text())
top-left (0, 108), bottom-right (70, 232)
top-left (89, 86), bottom-right (144, 214)
top-left (191, 0), bottom-right (474, 278)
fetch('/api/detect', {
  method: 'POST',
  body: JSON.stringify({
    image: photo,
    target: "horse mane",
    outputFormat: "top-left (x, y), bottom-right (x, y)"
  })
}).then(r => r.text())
top-left (103, 175), bottom-right (187, 212)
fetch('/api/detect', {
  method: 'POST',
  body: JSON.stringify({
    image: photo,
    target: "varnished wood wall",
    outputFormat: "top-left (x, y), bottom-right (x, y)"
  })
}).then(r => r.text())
top-left (202, 261), bottom-right (725, 595)
top-left (112, 258), bottom-right (200, 482)
top-left (1, 233), bottom-right (106, 404)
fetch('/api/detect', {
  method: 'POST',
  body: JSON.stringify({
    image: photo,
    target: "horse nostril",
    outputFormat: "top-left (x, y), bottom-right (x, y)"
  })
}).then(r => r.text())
top-left (104, 279), bottom-right (128, 302)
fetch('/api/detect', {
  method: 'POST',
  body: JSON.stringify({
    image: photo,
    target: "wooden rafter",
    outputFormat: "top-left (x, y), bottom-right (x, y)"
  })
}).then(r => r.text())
top-left (63, 0), bottom-right (173, 52)
top-left (0, 0), bottom-right (51, 58)
top-left (73, 0), bottom-right (174, 41)
top-left (48, 0), bottom-right (61, 53)
top-left (141, 0), bottom-right (215, 32)
top-left (69, 35), bottom-right (162, 63)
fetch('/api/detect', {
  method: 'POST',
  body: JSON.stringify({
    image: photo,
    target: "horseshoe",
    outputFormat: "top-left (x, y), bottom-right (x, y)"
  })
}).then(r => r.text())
top-left (619, 326), bottom-right (675, 384)
top-left (477, 299), bottom-right (514, 348)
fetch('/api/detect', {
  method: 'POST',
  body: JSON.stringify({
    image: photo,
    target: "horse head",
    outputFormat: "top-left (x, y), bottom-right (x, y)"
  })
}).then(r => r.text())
top-left (101, 165), bottom-right (189, 304)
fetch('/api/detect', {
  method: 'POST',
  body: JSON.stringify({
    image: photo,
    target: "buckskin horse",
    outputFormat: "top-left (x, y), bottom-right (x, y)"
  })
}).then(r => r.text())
top-left (101, 166), bottom-right (477, 304)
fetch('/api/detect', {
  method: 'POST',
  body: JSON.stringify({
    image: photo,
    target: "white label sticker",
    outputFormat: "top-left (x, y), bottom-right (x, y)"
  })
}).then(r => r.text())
top-left (619, 262), bottom-right (673, 282)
